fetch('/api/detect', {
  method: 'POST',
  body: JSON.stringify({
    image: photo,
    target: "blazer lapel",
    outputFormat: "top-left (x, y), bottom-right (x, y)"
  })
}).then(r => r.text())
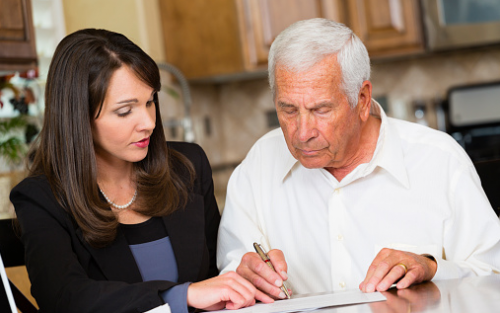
top-left (76, 227), bottom-right (143, 284)
top-left (163, 193), bottom-right (205, 283)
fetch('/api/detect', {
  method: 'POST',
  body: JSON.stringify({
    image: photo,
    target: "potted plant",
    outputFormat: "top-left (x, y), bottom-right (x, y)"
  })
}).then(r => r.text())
top-left (0, 115), bottom-right (28, 217)
top-left (0, 116), bottom-right (28, 165)
top-left (0, 73), bottom-right (38, 217)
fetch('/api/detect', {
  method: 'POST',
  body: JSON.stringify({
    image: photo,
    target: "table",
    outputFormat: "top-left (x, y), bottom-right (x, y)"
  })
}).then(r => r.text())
top-left (312, 274), bottom-right (500, 313)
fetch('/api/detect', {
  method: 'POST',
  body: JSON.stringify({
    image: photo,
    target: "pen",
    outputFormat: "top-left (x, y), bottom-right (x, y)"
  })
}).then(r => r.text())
top-left (253, 242), bottom-right (291, 299)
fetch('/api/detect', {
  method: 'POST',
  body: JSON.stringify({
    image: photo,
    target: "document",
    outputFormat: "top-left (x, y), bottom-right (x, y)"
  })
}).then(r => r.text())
top-left (211, 289), bottom-right (385, 313)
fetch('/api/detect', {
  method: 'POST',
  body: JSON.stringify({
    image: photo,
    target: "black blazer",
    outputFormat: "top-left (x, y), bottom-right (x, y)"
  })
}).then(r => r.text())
top-left (10, 142), bottom-right (220, 313)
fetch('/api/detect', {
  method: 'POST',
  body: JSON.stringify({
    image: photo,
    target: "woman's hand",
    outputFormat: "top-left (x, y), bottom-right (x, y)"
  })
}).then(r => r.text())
top-left (187, 271), bottom-right (274, 310)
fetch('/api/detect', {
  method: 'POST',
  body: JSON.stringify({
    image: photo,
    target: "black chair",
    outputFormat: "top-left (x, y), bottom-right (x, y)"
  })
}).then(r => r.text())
top-left (474, 159), bottom-right (500, 217)
top-left (0, 218), bottom-right (38, 313)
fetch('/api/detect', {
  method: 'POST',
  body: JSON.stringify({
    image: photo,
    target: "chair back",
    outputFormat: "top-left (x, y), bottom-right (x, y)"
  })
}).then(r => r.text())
top-left (0, 218), bottom-right (38, 313)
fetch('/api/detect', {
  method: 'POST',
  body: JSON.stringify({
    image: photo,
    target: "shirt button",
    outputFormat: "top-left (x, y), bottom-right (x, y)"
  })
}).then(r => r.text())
top-left (339, 281), bottom-right (346, 288)
top-left (337, 234), bottom-right (344, 241)
top-left (334, 188), bottom-right (340, 194)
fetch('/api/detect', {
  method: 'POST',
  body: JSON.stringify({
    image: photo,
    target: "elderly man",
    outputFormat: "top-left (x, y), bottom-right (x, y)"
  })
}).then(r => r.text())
top-left (216, 18), bottom-right (500, 300)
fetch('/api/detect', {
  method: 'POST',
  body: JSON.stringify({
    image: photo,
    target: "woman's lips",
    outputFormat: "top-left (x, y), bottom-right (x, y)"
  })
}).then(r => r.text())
top-left (133, 137), bottom-right (150, 148)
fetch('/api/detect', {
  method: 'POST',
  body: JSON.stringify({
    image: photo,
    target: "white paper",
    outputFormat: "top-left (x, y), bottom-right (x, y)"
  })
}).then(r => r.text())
top-left (143, 303), bottom-right (171, 313)
top-left (211, 289), bottom-right (385, 313)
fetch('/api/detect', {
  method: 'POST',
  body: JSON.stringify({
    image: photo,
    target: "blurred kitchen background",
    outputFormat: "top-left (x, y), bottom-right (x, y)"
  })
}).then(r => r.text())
top-left (2, 0), bottom-right (500, 217)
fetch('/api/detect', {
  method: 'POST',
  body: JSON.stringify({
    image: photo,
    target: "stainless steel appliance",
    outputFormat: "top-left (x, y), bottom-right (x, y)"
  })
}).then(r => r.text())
top-left (447, 81), bottom-right (500, 162)
top-left (445, 81), bottom-right (500, 216)
top-left (421, 0), bottom-right (500, 50)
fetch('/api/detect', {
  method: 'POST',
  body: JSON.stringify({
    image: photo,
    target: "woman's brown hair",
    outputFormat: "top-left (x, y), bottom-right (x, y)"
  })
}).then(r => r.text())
top-left (29, 29), bottom-right (194, 248)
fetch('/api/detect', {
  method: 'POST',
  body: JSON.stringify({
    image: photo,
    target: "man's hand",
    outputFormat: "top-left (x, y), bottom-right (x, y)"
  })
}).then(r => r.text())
top-left (236, 249), bottom-right (290, 299)
top-left (359, 248), bottom-right (437, 293)
top-left (187, 271), bottom-right (273, 310)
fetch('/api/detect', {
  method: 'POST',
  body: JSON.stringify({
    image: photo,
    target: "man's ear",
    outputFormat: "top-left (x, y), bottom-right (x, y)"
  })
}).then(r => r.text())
top-left (357, 81), bottom-right (372, 122)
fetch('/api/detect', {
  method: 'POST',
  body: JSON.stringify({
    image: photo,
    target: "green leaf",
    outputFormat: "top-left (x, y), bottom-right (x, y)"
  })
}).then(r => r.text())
top-left (0, 116), bottom-right (28, 165)
top-left (0, 137), bottom-right (26, 164)
top-left (0, 116), bottom-right (27, 133)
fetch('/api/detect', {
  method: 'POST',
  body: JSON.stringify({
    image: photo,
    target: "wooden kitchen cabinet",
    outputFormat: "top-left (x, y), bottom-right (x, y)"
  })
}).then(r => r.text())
top-left (237, 0), bottom-right (347, 71)
top-left (158, 0), bottom-right (423, 81)
top-left (0, 0), bottom-right (37, 72)
top-left (159, 0), bottom-right (343, 81)
top-left (346, 0), bottom-right (424, 58)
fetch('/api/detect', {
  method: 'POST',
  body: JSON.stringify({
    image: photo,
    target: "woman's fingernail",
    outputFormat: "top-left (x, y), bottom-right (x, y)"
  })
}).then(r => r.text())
top-left (275, 279), bottom-right (283, 287)
top-left (280, 271), bottom-right (288, 280)
top-left (278, 291), bottom-right (286, 299)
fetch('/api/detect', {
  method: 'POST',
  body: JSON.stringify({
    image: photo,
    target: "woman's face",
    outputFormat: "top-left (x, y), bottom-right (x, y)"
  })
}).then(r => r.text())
top-left (92, 65), bottom-right (156, 166)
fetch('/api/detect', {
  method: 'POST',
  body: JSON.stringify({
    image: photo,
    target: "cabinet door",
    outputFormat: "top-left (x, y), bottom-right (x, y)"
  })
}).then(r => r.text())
top-left (159, 0), bottom-right (246, 80)
top-left (346, 0), bottom-right (424, 57)
top-left (237, 0), bottom-right (326, 70)
top-left (0, 0), bottom-right (37, 71)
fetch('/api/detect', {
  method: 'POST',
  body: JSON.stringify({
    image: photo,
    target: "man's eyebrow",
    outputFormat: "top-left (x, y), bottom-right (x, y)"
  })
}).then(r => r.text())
top-left (277, 101), bottom-right (333, 109)
top-left (277, 101), bottom-right (294, 108)
top-left (311, 101), bottom-right (333, 109)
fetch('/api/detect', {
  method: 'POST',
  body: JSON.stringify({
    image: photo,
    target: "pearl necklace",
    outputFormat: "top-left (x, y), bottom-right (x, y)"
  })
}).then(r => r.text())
top-left (99, 187), bottom-right (137, 210)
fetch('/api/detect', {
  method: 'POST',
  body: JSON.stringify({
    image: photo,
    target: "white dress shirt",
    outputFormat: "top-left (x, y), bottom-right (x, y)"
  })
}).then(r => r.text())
top-left (217, 102), bottom-right (500, 295)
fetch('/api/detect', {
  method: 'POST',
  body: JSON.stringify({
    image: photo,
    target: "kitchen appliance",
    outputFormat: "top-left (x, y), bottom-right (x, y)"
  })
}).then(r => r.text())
top-left (421, 0), bottom-right (500, 51)
top-left (446, 81), bottom-right (500, 162)
top-left (445, 81), bottom-right (500, 216)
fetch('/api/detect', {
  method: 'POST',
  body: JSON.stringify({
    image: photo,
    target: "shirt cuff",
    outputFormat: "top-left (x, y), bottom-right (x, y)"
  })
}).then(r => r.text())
top-left (431, 257), bottom-right (460, 281)
top-left (160, 282), bottom-right (191, 313)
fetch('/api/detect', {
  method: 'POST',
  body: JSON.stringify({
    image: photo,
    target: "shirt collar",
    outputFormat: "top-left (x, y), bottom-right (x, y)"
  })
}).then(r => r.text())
top-left (279, 99), bottom-right (409, 189)
top-left (280, 146), bottom-right (300, 182)
top-left (369, 100), bottom-right (410, 189)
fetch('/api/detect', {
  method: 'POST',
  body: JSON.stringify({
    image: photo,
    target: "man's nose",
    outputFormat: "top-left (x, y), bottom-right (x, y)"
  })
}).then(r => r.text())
top-left (297, 113), bottom-right (318, 142)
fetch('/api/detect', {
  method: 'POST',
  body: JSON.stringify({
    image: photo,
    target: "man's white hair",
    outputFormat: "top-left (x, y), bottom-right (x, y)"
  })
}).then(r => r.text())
top-left (268, 18), bottom-right (371, 108)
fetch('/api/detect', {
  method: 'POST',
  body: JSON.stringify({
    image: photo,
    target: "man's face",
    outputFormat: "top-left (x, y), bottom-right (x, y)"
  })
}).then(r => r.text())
top-left (275, 55), bottom-right (365, 171)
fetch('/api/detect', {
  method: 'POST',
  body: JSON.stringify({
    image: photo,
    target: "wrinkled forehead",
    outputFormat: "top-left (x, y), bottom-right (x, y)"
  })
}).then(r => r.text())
top-left (274, 56), bottom-right (343, 99)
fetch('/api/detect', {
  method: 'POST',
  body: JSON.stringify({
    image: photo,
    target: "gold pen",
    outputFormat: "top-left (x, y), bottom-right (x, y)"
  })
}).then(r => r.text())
top-left (253, 242), bottom-right (291, 299)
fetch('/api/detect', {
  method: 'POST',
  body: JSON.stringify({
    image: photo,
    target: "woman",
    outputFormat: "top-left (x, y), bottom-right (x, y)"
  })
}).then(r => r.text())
top-left (10, 29), bottom-right (270, 313)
